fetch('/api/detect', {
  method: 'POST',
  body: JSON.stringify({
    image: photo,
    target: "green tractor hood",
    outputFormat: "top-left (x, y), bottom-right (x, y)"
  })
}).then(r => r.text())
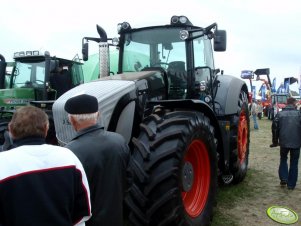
top-left (0, 88), bottom-right (35, 111)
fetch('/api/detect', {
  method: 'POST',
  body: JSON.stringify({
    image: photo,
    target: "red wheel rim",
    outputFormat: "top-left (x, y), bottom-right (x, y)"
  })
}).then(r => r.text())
top-left (182, 140), bottom-right (210, 218)
top-left (238, 109), bottom-right (248, 164)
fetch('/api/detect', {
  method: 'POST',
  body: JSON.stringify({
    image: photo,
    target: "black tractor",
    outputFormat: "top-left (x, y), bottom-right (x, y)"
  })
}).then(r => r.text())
top-left (53, 15), bottom-right (250, 226)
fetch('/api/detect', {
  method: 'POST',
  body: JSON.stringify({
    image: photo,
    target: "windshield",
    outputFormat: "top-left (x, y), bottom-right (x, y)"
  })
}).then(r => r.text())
top-left (122, 27), bottom-right (214, 78)
top-left (12, 61), bottom-right (45, 88)
top-left (122, 28), bottom-right (187, 72)
top-left (276, 95), bottom-right (287, 104)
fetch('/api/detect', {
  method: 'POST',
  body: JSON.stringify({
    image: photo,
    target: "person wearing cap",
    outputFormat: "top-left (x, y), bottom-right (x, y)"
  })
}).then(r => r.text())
top-left (270, 97), bottom-right (301, 190)
top-left (0, 105), bottom-right (91, 226)
top-left (64, 94), bottom-right (130, 226)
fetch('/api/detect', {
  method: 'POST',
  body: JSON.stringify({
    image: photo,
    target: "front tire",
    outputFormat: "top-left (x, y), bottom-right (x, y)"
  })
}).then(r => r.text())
top-left (126, 110), bottom-right (218, 226)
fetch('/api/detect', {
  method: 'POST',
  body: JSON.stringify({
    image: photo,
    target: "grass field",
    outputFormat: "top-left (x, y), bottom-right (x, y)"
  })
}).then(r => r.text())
top-left (211, 117), bottom-right (301, 226)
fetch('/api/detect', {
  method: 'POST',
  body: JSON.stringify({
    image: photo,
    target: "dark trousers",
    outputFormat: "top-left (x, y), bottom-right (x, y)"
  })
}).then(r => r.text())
top-left (278, 147), bottom-right (300, 188)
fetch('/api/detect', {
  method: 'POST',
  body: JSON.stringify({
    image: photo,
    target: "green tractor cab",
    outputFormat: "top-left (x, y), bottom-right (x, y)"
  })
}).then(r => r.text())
top-left (0, 51), bottom-right (85, 146)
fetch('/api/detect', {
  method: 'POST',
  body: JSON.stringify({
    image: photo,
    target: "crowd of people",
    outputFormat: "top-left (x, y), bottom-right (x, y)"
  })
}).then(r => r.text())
top-left (0, 93), bottom-right (300, 225)
top-left (250, 97), bottom-right (300, 190)
top-left (0, 94), bottom-right (130, 226)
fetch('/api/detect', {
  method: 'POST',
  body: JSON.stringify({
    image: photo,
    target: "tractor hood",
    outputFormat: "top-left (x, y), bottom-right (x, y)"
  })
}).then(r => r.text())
top-left (52, 72), bottom-right (151, 145)
top-left (0, 88), bottom-right (35, 111)
top-left (53, 79), bottom-right (136, 145)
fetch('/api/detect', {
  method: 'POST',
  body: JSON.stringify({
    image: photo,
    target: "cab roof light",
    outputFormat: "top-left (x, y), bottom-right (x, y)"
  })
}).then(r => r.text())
top-left (14, 50), bottom-right (40, 58)
top-left (179, 30), bottom-right (189, 40)
top-left (170, 15), bottom-right (193, 26)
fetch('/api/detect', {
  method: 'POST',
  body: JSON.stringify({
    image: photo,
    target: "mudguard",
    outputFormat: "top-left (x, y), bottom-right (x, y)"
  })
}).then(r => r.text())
top-left (214, 74), bottom-right (248, 115)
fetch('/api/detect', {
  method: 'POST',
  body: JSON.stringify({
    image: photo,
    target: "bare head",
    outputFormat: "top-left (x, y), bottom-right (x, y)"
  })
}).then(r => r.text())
top-left (287, 97), bottom-right (297, 106)
top-left (9, 106), bottom-right (49, 140)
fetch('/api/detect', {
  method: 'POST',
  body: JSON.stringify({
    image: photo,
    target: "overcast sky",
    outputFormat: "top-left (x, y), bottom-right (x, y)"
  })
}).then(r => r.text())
top-left (1, 0), bottom-right (300, 90)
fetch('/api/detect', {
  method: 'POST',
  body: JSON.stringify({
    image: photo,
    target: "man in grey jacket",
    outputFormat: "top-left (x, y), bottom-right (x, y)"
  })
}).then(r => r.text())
top-left (270, 97), bottom-right (301, 190)
top-left (64, 94), bottom-right (130, 226)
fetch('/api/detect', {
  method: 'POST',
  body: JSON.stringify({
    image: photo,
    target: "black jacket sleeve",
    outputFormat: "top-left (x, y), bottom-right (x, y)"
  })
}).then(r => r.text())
top-left (271, 113), bottom-right (279, 145)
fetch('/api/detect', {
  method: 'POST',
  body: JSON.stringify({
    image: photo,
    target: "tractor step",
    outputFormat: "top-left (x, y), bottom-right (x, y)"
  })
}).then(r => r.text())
top-left (222, 174), bottom-right (233, 184)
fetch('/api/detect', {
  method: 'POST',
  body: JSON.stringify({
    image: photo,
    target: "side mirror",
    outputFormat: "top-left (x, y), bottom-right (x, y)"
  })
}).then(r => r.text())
top-left (82, 42), bottom-right (89, 61)
top-left (241, 70), bottom-right (254, 79)
top-left (214, 30), bottom-right (226, 51)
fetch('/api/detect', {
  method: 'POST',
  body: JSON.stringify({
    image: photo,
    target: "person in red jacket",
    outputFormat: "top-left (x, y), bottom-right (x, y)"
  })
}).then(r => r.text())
top-left (0, 106), bottom-right (91, 226)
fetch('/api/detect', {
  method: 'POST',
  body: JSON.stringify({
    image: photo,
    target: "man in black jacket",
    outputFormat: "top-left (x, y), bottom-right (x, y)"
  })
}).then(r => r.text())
top-left (64, 94), bottom-right (130, 226)
top-left (270, 97), bottom-right (301, 190)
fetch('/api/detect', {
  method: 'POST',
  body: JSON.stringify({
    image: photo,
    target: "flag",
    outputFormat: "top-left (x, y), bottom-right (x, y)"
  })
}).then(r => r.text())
top-left (252, 85), bottom-right (256, 100)
top-left (271, 77), bottom-right (276, 93)
top-left (277, 83), bottom-right (284, 94)
top-left (261, 84), bottom-right (266, 101)
top-left (284, 79), bottom-right (290, 93)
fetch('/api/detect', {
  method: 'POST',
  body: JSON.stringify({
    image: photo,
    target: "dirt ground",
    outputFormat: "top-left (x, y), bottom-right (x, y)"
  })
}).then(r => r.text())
top-left (216, 117), bottom-right (301, 226)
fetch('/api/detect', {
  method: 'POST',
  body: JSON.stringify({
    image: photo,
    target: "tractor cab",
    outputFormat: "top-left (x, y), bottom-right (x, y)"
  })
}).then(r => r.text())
top-left (0, 51), bottom-right (84, 113)
top-left (82, 15), bottom-right (226, 108)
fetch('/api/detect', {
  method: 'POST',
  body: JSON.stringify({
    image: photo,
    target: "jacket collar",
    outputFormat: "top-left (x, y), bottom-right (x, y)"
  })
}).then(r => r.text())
top-left (284, 105), bottom-right (296, 110)
top-left (13, 136), bottom-right (46, 147)
top-left (72, 124), bottom-right (104, 140)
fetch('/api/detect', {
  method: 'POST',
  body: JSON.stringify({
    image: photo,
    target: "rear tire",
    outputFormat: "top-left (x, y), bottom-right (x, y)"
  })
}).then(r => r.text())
top-left (229, 90), bottom-right (250, 184)
top-left (126, 110), bottom-right (217, 226)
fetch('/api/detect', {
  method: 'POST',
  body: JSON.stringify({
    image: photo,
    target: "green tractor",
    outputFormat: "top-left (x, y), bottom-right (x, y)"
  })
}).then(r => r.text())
top-left (53, 15), bottom-right (250, 225)
top-left (0, 51), bottom-right (84, 147)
